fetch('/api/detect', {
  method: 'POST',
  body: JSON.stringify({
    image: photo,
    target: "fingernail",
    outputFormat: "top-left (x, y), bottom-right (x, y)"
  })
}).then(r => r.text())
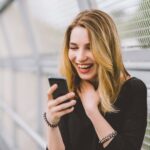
top-left (54, 84), bottom-right (58, 87)
top-left (52, 84), bottom-right (57, 88)
top-left (70, 92), bottom-right (75, 96)
top-left (72, 100), bottom-right (76, 103)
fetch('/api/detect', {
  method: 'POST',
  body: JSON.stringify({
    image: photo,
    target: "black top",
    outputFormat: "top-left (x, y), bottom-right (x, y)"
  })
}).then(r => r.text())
top-left (48, 77), bottom-right (147, 150)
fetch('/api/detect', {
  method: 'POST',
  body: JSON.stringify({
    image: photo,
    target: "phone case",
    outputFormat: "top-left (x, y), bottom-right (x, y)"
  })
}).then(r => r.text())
top-left (48, 77), bottom-right (69, 99)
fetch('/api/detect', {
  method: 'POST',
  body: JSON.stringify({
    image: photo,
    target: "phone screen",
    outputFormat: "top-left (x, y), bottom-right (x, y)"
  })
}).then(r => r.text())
top-left (48, 77), bottom-right (69, 99)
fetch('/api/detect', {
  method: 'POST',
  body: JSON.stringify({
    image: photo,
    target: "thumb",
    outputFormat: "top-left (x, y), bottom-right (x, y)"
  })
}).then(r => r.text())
top-left (47, 84), bottom-right (58, 100)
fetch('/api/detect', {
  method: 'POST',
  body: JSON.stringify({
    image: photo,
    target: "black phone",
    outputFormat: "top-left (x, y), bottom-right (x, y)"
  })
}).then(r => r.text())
top-left (48, 77), bottom-right (69, 99)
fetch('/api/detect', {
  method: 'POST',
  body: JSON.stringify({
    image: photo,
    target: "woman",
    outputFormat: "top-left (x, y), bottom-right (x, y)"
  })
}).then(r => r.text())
top-left (44, 9), bottom-right (147, 150)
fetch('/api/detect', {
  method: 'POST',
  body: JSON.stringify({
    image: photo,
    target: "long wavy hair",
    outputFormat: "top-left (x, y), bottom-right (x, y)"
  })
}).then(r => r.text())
top-left (60, 9), bottom-right (129, 113)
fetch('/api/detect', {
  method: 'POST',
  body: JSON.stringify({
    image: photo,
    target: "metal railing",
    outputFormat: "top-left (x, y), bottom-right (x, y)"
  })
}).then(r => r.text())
top-left (0, 102), bottom-right (46, 150)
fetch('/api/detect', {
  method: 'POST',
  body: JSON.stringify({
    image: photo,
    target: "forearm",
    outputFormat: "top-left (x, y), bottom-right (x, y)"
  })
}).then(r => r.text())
top-left (88, 109), bottom-right (115, 148)
top-left (47, 127), bottom-right (65, 150)
top-left (88, 107), bottom-right (146, 150)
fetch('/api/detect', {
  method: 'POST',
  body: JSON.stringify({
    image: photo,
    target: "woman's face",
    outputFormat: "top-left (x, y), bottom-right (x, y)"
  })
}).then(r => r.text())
top-left (68, 26), bottom-right (97, 81)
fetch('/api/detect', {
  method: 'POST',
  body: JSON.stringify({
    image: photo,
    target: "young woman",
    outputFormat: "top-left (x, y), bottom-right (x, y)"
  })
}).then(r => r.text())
top-left (44, 9), bottom-right (147, 150)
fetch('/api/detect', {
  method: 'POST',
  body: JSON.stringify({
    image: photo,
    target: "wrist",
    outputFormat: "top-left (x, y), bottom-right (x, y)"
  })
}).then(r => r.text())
top-left (43, 112), bottom-right (59, 128)
top-left (87, 107), bottom-right (100, 120)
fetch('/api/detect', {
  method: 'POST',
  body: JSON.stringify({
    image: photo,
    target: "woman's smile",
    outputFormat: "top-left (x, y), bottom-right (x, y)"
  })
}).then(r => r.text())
top-left (77, 63), bottom-right (94, 74)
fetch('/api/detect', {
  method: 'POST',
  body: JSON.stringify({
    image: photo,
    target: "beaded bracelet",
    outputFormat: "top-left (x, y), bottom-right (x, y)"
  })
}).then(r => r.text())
top-left (43, 112), bottom-right (59, 128)
top-left (99, 131), bottom-right (117, 144)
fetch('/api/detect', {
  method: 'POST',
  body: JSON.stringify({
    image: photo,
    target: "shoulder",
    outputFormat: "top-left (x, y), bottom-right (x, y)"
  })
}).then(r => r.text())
top-left (124, 77), bottom-right (147, 107)
top-left (123, 77), bottom-right (147, 94)
top-left (118, 77), bottom-right (147, 108)
top-left (122, 77), bottom-right (147, 118)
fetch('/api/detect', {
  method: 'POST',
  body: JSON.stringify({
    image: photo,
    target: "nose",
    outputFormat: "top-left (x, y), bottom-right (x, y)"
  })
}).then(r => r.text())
top-left (76, 49), bottom-right (87, 62)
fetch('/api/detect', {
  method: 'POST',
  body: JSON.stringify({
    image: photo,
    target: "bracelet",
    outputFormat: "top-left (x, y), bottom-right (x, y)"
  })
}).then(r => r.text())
top-left (99, 131), bottom-right (117, 144)
top-left (43, 112), bottom-right (59, 128)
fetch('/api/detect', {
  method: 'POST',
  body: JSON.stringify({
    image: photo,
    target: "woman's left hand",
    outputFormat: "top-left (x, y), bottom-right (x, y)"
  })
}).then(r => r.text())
top-left (77, 81), bottom-right (100, 117)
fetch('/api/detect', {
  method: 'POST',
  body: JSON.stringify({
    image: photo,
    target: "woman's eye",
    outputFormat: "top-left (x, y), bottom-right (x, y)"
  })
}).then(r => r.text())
top-left (70, 47), bottom-right (77, 50)
top-left (86, 47), bottom-right (90, 50)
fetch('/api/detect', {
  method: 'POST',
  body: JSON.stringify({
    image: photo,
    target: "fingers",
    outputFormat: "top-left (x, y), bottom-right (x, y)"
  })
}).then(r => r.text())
top-left (46, 88), bottom-right (76, 123)
top-left (47, 84), bottom-right (58, 100)
top-left (48, 92), bottom-right (75, 108)
top-left (52, 100), bottom-right (76, 112)
top-left (47, 98), bottom-right (76, 123)
top-left (57, 107), bottom-right (75, 117)
top-left (55, 92), bottom-right (75, 105)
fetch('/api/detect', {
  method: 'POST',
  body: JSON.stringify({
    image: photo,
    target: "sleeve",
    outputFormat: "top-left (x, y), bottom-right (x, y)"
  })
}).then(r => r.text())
top-left (104, 79), bottom-right (147, 150)
top-left (59, 115), bottom-right (72, 150)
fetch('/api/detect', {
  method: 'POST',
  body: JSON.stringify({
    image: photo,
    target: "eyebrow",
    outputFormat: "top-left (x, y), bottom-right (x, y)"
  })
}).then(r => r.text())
top-left (69, 42), bottom-right (90, 46)
top-left (69, 42), bottom-right (77, 46)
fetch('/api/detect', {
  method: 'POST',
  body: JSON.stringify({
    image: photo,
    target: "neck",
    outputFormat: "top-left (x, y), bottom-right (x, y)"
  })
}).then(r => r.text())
top-left (88, 78), bottom-right (99, 90)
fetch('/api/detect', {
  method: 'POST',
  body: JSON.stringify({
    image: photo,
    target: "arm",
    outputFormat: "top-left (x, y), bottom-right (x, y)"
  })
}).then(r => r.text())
top-left (46, 84), bottom-right (76, 150)
top-left (89, 79), bottom-right (147, 150)
top-left (88, 110), bottom-right (116, 148)
top-left (46, 115), bottom-right (72, 150)
top-left (78, 81), bottom-right (116, 148)
top-left (47, 127), bottom-right (65, 150)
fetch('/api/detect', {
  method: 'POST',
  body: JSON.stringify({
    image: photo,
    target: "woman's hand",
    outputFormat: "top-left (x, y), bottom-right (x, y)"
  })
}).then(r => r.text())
top-left (46, 84), bottom-right (76, 125)
top-left (77, 81), bottom-right (100, 117)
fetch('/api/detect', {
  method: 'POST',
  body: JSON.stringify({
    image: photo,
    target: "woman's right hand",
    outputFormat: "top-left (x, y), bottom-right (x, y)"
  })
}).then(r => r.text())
top-left (46, 84), bottom-right (76, 125)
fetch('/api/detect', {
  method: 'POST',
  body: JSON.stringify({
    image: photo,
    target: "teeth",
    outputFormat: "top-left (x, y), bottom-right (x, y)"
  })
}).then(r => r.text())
top-left (78, 64), bottom-right (91, 69)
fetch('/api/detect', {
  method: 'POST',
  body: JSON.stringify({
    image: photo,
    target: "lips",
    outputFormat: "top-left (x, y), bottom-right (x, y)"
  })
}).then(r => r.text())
top-left (78, 64), bottom-right (93, 69)
top-left (77, 63), bottom-right (93, 74)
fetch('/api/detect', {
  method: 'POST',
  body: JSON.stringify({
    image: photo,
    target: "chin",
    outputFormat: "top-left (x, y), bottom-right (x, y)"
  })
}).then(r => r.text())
top-left (79, 75), bottom-right (95, 81)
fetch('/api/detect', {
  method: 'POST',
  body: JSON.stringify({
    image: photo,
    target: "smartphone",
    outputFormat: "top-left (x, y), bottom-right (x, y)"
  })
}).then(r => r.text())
top-left (48, 77), bottom-right (69, 99)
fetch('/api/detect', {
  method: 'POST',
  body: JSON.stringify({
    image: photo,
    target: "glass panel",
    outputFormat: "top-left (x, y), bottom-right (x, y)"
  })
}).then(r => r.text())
top-left (24, 0), bottom-right (80, 54)
top-left (2, 1), bottom-right (33, 56)
top-left (0, 69), bottom-right (14, 147)
top-left (0, 25), bottom-right (9, 58)
top-left (16, 128), bottom-right (37, 150)
top-left (15, 72), bottom-right (37, 129)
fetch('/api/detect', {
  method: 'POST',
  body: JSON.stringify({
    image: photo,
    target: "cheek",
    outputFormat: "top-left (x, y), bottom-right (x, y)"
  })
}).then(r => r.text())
top-left (90, 53), bottom-right (95, 61)
top-left (68, 50), bottom-right (75, 62)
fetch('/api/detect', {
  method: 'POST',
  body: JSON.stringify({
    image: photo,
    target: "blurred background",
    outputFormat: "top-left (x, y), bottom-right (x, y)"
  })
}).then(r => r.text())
top-left (0, 0), bottom-right (149, 150)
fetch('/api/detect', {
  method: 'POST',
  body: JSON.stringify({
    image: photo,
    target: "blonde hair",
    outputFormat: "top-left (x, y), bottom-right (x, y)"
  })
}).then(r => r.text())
top-left (60, 9), bottom-right (129, 113)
